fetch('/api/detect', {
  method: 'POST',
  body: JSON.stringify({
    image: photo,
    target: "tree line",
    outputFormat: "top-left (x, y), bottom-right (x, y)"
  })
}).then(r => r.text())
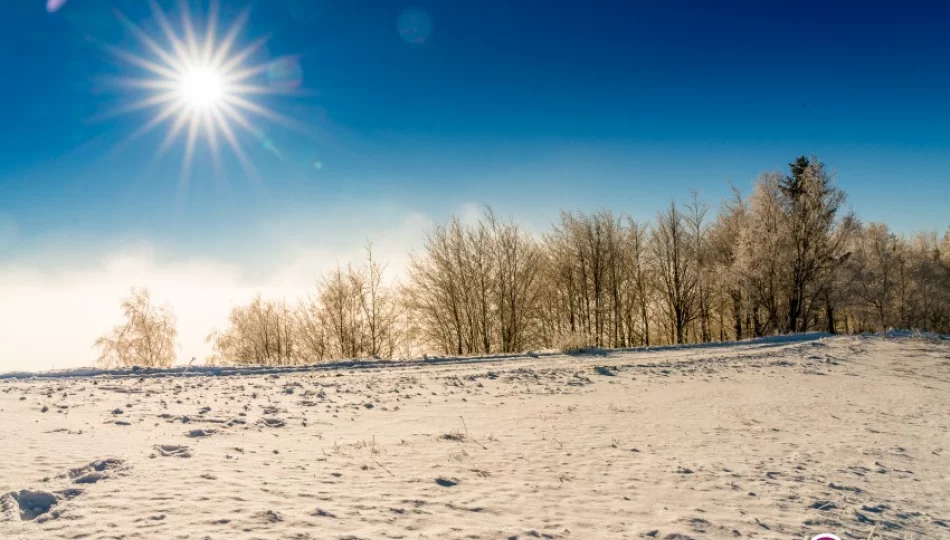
top-left (95, 156), bottom-right (950, 368)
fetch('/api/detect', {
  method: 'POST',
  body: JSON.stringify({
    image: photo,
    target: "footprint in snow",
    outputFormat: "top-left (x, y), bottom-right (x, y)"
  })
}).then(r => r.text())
top-left (154, 444), bottom-right (192, 458)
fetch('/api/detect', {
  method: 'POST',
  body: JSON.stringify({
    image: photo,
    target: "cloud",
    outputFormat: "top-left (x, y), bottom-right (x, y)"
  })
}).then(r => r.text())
top-left (0, 209), bottom-right (434, 373)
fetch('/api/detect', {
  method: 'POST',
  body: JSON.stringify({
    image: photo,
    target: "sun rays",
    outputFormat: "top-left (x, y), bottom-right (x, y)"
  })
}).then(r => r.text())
top-left (105, 0), bottom-right (301, 184)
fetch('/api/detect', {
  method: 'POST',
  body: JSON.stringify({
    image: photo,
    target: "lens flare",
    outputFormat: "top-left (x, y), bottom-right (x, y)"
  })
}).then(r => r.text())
top-left (267, 57), bottom-right (304, 91)
top-left (397, 7), bottom-right (432, 45)
top-left (47, 0), bottom-right (69, 13)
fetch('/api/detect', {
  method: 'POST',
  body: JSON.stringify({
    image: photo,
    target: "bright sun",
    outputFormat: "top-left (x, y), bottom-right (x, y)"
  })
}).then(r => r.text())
top-left (103, 1), bottom-right (300, 184)
top-left (180, 68), bottom-right (224, 108)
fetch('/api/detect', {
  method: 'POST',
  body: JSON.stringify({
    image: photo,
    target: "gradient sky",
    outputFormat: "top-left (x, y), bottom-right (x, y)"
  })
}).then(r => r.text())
top-left (1, 0), bottom-right (949, 370)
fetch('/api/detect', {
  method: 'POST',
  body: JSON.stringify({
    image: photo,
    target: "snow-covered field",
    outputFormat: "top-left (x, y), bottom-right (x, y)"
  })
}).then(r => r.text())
top-left (1, 335), bottom-right (948, 540)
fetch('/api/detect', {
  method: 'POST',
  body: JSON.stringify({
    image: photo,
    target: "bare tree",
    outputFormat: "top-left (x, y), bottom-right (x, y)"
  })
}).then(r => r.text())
top-left (542, 211), bottom-right (636, 348)
top-left (847, 222), bottom-right (902, 330)
top-left (95, 288), bottom-right (177, 368)
top-left (685, 191), bottom-right (713, 342)
top-left (294, 293), bottom-right (329, 364)
top-left (901, 232), bottom-right (950, 333)
top-left (707, 187), bottom-right (747, 340)
top-left (652, 201), bottom-right (697, 344)
top-left (627, 218), bottom-right (653, 346)
top-left (196, 156), bottom-right (950, 363)
top-left (408, 207), bottom-right (543, 355)
top-left (318, 264), bottom-right (363, 358)
top-left (407, 217), bottom-right (469, 355)
top-left (740, 173), bottom-right (789, 335)
top-left (207, 296), bottom-right (297, 365)
top-left (356, 243), bottom-right (399, 358)
top-left (489, 210), bottom-right (543, 352)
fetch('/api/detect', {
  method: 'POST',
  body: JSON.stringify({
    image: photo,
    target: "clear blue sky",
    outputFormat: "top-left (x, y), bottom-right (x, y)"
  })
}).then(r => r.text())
top-left (1, 0), bottom-right (949, 265)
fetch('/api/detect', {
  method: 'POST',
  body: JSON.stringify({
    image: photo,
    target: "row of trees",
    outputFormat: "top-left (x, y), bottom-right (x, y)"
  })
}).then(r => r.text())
top-left (205, 246), bottom-right (402, 365)
top-left (94, 156), bottom-right (950, 367)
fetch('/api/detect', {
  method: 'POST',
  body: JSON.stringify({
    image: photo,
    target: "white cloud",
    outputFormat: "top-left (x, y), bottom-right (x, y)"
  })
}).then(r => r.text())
top-left (0, 209), bottom-right (435, 373)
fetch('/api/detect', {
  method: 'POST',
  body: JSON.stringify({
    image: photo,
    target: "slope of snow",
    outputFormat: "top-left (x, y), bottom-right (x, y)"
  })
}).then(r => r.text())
top-left (0, 332), bottom-right (829, 380)
top-left (1, 334), bottom-right (948, 540)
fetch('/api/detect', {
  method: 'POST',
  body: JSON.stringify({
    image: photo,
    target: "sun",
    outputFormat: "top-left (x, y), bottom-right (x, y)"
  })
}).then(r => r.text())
top-left (101, 0), bottom-right (302, 185)
top-left (180, 68), bottom-right (224, 108)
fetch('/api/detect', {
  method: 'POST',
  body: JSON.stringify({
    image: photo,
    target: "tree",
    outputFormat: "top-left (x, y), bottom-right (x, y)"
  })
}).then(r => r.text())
top-left (777, 156), bottom-right (851, 332)
top-left (318, 264), bottom-right (364, 358)
top-left (902, 232), bottom-right (950, 333)
top-left (94, 288), bottom-right (177, 368)
top-left (208, 246), bottom-right (403, 366)
top-left (408, 207), bottom-right (543, 355)
top-left (541, 211), bottom-right (644, 349)
top-left (738, 157), bottom-right (852, 335)
top-left (707, 187), bottom-right (747, 340)
top-left (652, 200), bottom-right (697, 344)
top-left (294, 292), bottom-right (329, 364)
top-left (685, 191), bottom-right (713, 342)
top-left (848, 222), bottom-right (902, 330)
top-left (627, 218), bottom-right (653, 346)
top-left (207, 296), bottom-right (297, 365)
top-left (739, 174), bottom-right (785, 335)
top-left (314, 244), bottom-right (400, 359)
top-left (490, 211), bottom-right (544, 352)
top-left (193, 156), bottom-right (950, 363)
top-left (356, 243), bottom-right (400, 358)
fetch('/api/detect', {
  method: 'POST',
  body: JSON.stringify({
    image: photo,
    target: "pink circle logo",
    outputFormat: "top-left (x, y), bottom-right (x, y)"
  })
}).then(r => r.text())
top-left (811, 535), bottom-right (841, 540)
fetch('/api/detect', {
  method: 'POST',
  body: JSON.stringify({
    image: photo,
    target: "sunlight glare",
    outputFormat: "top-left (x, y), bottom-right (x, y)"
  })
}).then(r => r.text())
top-left (180, 68), bottom-right (224, 108)
top-left (103, 0), bottom-right (303, 185)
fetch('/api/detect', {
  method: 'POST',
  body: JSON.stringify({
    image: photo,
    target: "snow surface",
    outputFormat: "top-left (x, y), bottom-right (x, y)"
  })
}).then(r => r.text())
top-left (1, 334), bottom-right (948, 539)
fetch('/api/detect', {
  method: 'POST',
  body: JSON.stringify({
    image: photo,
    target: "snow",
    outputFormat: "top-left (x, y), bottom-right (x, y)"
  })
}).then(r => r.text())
top-left (1, 334), bottom-right (948, 539)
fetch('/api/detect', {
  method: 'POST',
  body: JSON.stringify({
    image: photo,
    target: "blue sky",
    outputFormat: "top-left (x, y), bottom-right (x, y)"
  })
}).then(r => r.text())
top-left (0, 0), bottom-right (948, 369)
